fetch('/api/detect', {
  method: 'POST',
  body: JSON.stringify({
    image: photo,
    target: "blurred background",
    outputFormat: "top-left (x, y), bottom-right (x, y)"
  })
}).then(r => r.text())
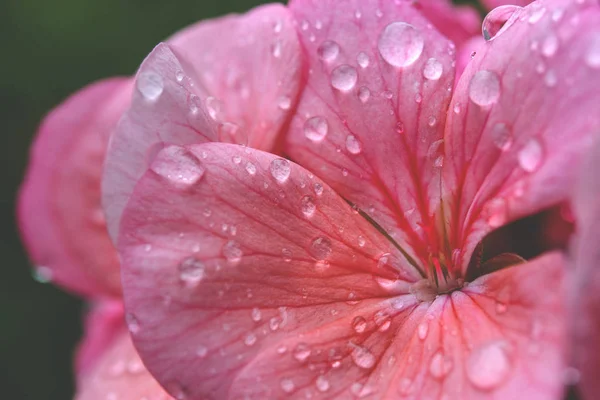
top-left (1, 0), bottom-right (479, 398)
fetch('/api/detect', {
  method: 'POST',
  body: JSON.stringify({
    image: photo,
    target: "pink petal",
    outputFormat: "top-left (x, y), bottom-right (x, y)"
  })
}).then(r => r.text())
top-left (481, 0), bottom-right (533, 11)
top-left (285, 0), bottom-right (457, 269)
top-left (75, 300), bottom-right (125, 375)
top-left (18, 78), bottom-right (131, 297)
top-left (570, 137), bottom-right (600, 400)
top-left (443, 0), bottom-right (600, 274)
top-left (416, 0), bottom-right (481, 48)
top-left (75, 328), bottom-right (173, 400)
top-left (118, 143), bottom-right (422, 399)
top-left (103, 4), bottom-right (302, 241)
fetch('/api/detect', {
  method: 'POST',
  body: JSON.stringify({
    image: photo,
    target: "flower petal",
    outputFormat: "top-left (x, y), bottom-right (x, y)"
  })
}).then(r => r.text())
top-left (119, 144), bottom-right (565, 398)
top-left (103, 4), bottom-right (303, 241)
top-left (416, 0), bottom-right (481, 49)
top-left (481, 0), bottom-right (533, 11)
top-left (443, 0), bottom-right (600, 274)
top-left (118, 143), bottom-right (425, 399)
top-left (75, 328), bottom-right (173, 400)
top-left (571, 136), bottom-right (600, 400)
top-left (18, 78), bottom-right (131, 297)
top-left (286, 0), bottom-right (457, 267)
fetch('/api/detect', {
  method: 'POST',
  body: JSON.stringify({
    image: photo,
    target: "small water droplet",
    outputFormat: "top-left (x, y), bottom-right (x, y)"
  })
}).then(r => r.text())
top-left (293, 343), bottom-right (311, 362)
top-left (317, 40), bottom-right (340, 62)
top-left (466, 341), bottom-right (511, 390)
top-left (151, 147), bottom-right (205, 186)
top-left (469, 70), bottom-right (501, 106)
top-left (205, 97), bottom-right (222, 121)
top-left (491, 122), bottom-right (513, 151)
top-left (316, 375), bottom-right (330, 392)
top-left (310, 236), bottom-right (332, 261)
top-left (244, 333), bottom-right (257, 346)
top-left (541, 35), bottom-right (559, 57)
top-left (428, 116), bottom-right (437, 127)
top-left (418, 321), bottom-right (429, 340)
top-left (137, 72), bottom-right (163, 100)
top-left (352, 316), bottom-right (367, 333)
top-left (351, 345), bottom-right (376, 369)
top-left (528, 4), bottom-right (546, 24)
top-left (282, 248), bottom-right (293, 262)
top-left (222, 240), bottom-right (243, 264)
top-left (396, 122), bottom-right (405, 134)
top-left (331, 65), bottom-right (358, 91)
top-left (374, 311), bottom-right (391, 332)
top-left (486, 198), bottom-right (507, 228)
top-left (481, 5), bottom-right (522, 41)
top-left (345, 135), bottom-right (362, 154)
top-left (273, 19), bottom-right (283, 33)
top-left (544, 70), bottom-right (558, 87)
top-left (304, 116), bottom-right (329, 142)
top-left (175, 70), bottom-right (184, 82)
top-left (301, 195), bottom-right (316, 217)
top-left (33, 266), bottom-right (53, 283)
top-left (278, 96), bottom-right (291, 110)
top-left (378, 22), bottom-right (424, 68)
top-left (280, 378), bottom-right (295, 393)
top-left (196, 345), bottom-right (208, 358)
top-left (423, 58), bottom-right (443, 80)
top-left (125, 313), bottom-right (140, 334)
top-left (270, 158), bottom-right (291, 183)
top-left (313, 182), bottom-right (324, 196)
top-left (357, 235), bottom-right (366, 247)
top-left (245, 162), bottom-right (257, 175)
top-left (251, 307), bottom-right (262, 322)
top-left (358, 86), bottom-right (371, 103)
top-left (357, 52), bottom-right (370, 68)
top-left (398, 378), bottom-right (413, 395)
top-left (453, 103), bottom-right (461, 114)
top-left (429, 350), bottom-right (454, 379)
top-left (518, 139), bottom-right (543, 172)
top-left (178, 257), bottom-right (205, 286)
top-left (585, 33), bottom-right (600, 69)
top-left (272, 40), bottom-right (282, 58)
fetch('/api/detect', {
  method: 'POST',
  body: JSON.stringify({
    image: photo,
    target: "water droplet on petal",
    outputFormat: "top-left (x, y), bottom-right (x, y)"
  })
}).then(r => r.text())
top-left (418, 321), bottom-right (429, 340)
top-left (251, 307), bottom-right (262, 322)
top-left (423, 58), bottom-right (443, 80)
top-left (317, 40), bottom-right (340, 62)
top-left (33, 266), bottom-right (53, 283)
top-left (518, 139), bottom-right (543, 172)
top-left (351, 345), bottom-right (376, 369)
top-left (481, 5), bottom-right (522, 41)
top-left (222, 240), bottom-right (243, 264)
top-left (175, 70), bottom-right (184, 82)
top-left (378, 22), bottom-right (424, 68)
top-left (151, 147), bottom-right (205, 186)
top-left (487, 198), bottom-right (507, 228)
top-left (541, 34), bottom-right (559, 57)
top-left (293, 343), bottom-right (312, 362)
top-left (178, 257), bottom-right (205, 286)
top-left (585, 33), bottom-right (600, 69)
top-left (491, 122), bottom-right (513, 151)
top-left (544, 70), bottom-right (558, 87)
top-left (345, 135), bottom-right (362, 154)
top-left (196, 345), bottom-right (208, 358)
top-left (357, 235), bottom-right (366, 247)
top-left (282, 248), bottom-right (293, 262)
top-left (316, 375), bottom-right (330, 392)
top-left (352, 316), bottom-right (367, 333)
top-left (313, 182), bottom-right (324, 196)
top-left (304, 116), bottom-right (329, 142)
top-left (301, 195), bottom-right (316, 217)
top-left (429, 350), bottom-right (454, 379)
top-left (310, 236), bottom-right (332, 260)
top-left (272, 40), bottom-right (282, 58)
top-left (528, 4), bottom-right (546, 24)
top-left (466, 341), bottom-right (511, 390)
top-left (280, 378), bottom-right (295, 393)
top-left (245, 162), bottom-right (257, 175)
top-left (469, 70), bottom-right (501, 106)
top-left (331, 64), bottom-right (358, 91)
top-left (137, 72), bottom-right (163, 100)
top-left (278, 96), bottom-right (291, 110)
top-left (357, 52), bottom-right (370, 68)
top-left (205, 97), bottom-right (222, 121)
top-left (244, 332), bottom-right (257, 346)
top-left (358, 86), bottom-right (371, 103)
top-left (126, 313), bottom-right (140, 334)
top-left (270, 158), bottom-right (291, 183)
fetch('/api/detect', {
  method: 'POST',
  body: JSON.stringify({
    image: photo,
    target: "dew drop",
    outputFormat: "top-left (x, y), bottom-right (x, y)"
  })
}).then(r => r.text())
top-left (423, 58), bottom-right (443, 80)
top-left (310, 236), bottom-right (332, 260)
top-left (358, 86), bottom-right (371, 103)
top-left (331, 65), bottom-right (358, 91)
top-left (137, 72), bottom-right (163, 101)
top-left (272, 40), bottom-right (282, 58)
top-left (518, 139), bottom-right (543, 172)
top-left (466, 341), bottom-right (511, 390)
top-left (282, 248), bottom-right (293, 262)
top-left (205, 97), bottom-right (222, 121)
top-left (352, 316), bottom-right (367, 333)
top-left (491, 122), bottom-right (513, 151)
top-left (125, 313), bottom-right (140, 334)
top-left (301, 195), bottom-right (316, 217)
top-left (429, 350), bottom-right (454, 379)
top-left (357, 235), bottom-right (366, 247)
top-left (468, 70), bottom-right (501, 106)
top-left (293, 343), bottom-right (312, 362)
top-left (280, 378), bottom-right (295, 393)
top-left (541, 34), bottom-right (559, 57)
top-left (345, 135), bottom-right (362, 154)
top-left (357, 51), bottom-right (370, 68)
top-left (270, 158), bottom-right (291, 183)
top-left (175, 70), bottom-right (184, 82)
top-left (316, 375), bottom-right (330, 392)
top-left (278, 96), bottom-right (291, 110)
top-left (251, 307), bottom-right (262, 322)
top-left (351, 345), bottom-right (376, 369)
top-left (178, 257), bottom-right (205, 286)
top-left (232, 155), bottom-right (241, 164)
top-left (453, 103), bottom-right (462, 114)
top-left (244, 333), bottom-right (257, 346)
top-left (222, 240), bottom-right (243, 264)
top-left (317, 40), bottom-right (340, 62)
top-left (487, 198), bottom-right (507, 228)
top-left (304, 116), bottom-right (329, 142)
top-left (528, 4), bottom-right (546, 24)
top-left (151, 147), bottom-right (205, 186)
top-left (427, 116), bottom-right (437, 127)
top-left (585, 33), bottom-right (600, 69)
top-left (418, 321), bottom-right (429, 340)
top-left (313, 182), bottom-right (324, 196)
top-left (481, 5), bottom-right (522, 41)
top-left (245, 162), bottom-right (257, 175)
top-left (378, 22), bottom-right (424, 68)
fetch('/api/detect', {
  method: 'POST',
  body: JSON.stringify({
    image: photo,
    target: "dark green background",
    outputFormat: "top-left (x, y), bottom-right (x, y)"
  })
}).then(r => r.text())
top-left (1, 1), bottom-right (480, 399)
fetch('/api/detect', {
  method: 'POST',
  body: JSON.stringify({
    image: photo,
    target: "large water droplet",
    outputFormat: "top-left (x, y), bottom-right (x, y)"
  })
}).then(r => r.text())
top-left (345, 135), bottom-right (362, 154)
top-left (331, 65), bottom-right (358, 91)
top-left (310, 236), bottom-right (332, 260)
top-left (137, 72), bottom-right (163, 100)
top-left (429, 350), bottom-right (454, 379)
top-left (352, 316), bottom-right (368, 333)
top-left (481, 5), bottom-right (522, 41)
top-left (466, 341), bottom-right (511, 390)
top-left (301, 195), bottom-right (316, 217)
top-left (351, 345), bottom-right (376, 369)
top-left (357, 52), bottom-right (370, 68)
top-left (585, 33), bottom-right (600, 69)
top-left (318, 40), bottom-right (340, 62)
top-left (270, 158), bottom-right (291, 183)
top-left (151, 147), bottom-right (205, 186)
top-left (518, 139), bottom-right (543, 172)
top-left (316, 375), bottom-right (330, 392)
top-left (378, 22), bottom-right (424, 68)
top-left (469, 70), bottom-right (501, 106)
top-left (293, 343), bottom-right (311, 362)
top-left (178, 257), bottom-right (205, 286)
top-left (423, 58), bottom-right (443, 80)
top-left (304, 116), bottom-right (329, 142)
top-left (491, 122), bottom-right (513, 151)
top-left (222, 240), bottom-right (243, 264)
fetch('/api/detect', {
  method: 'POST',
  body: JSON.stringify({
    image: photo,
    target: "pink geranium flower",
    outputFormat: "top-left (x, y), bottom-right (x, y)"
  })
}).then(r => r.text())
top-left (106, 0), bottom-right (600, 399)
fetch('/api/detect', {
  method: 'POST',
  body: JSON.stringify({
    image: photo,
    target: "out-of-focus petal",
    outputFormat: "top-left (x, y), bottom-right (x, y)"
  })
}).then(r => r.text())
top-left (103, 4), bottom-right (303, 241)
top-left (75, 329), bottom-right (172, 400)
top-left (18, 78), bottom-right (131, 298)
top-left (443, 0), bottom-right (600, 274)
top-left (481, 0), bottom-right (533, 11)
top-left (416, 0), bottom-right (481, 48)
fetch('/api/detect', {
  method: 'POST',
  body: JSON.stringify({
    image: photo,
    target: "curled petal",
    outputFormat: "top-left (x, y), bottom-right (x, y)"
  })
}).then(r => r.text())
top-left (18, 78), bottom-right (131, 297)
